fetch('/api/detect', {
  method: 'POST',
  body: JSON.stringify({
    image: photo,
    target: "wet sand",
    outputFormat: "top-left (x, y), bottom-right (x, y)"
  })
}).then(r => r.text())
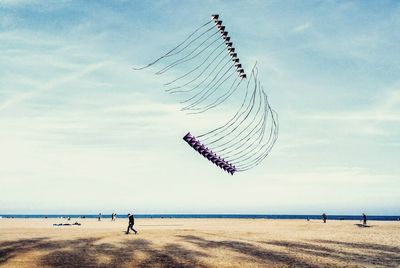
top-left (0, 218), bottom-right (399, 267)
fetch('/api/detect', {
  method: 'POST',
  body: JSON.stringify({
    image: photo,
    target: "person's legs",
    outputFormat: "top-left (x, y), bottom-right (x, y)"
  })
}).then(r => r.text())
top-left (130, 225), bottom-right (138, 234)
top-left (126, 223), bottom-right (132, 234)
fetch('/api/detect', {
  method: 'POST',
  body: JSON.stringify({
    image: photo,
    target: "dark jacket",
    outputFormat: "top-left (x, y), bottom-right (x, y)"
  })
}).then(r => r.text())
top-left (129, 215), bottom-right (134, 224)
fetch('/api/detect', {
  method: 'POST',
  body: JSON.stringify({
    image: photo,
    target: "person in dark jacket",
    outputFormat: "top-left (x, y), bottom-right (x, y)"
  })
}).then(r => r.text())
top-left (322, 213), bottom-right (327, 223)
top-left (362, 213), bottom-right (367, 225)
top-left (126, 213), bottom-right (138, 234)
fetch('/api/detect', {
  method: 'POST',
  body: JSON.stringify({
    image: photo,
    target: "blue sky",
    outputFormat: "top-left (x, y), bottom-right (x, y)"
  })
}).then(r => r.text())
top-left (0, 0), bottom-right (399, 214)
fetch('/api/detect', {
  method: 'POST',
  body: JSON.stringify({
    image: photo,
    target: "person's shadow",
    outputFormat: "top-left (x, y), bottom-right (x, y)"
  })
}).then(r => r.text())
top-left (354, 223), bottom-right (372, 228)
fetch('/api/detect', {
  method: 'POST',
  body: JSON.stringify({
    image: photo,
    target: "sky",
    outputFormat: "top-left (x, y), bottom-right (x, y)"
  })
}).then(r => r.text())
top-left (0, 0), bottom-right (399, 215)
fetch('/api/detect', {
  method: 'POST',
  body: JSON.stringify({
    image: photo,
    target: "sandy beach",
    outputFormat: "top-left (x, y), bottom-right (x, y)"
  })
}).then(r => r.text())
top-left (0, 218), bottom-right (399, 267)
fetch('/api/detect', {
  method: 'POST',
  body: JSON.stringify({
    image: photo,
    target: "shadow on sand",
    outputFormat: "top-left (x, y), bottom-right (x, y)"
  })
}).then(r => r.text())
top-left (354, 223), bottom-right (372, 228)
top-left (0, 237), bottom-right (207, 268)
top-left (178, 235), bottom-right (400, 267)
top-left (1, 235), bottom-right (399, 267)
top-left (262, 239), bottom-right (400, 267)
top-left (179, 235), bottom-right (319, 268)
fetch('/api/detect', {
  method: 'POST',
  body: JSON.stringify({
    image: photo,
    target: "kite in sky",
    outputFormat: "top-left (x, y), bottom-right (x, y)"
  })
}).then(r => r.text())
top-left (134, 14), bottom-right (278, 175)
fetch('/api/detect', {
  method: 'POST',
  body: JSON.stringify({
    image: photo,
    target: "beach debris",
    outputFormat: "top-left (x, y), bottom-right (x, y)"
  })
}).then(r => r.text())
top-left (133, 14), bottom-right (278, 174)
top-left (53, 222), bottom-right (81, 226)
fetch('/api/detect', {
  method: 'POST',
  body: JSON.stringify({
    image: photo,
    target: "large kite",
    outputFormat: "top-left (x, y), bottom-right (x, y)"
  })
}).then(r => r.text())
top-left (134, 15), bottom-right (278, 175)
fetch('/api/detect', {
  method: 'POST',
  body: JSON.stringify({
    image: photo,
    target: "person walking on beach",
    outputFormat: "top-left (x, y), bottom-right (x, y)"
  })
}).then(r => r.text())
top-left (126, 213), bottom-right (138, 235)
top-left (98, 213), bottom-right (101, 221)
top-left (362, 213), bottom-right (367, 225)
top-left (322, 213), bottom-right (327, 223)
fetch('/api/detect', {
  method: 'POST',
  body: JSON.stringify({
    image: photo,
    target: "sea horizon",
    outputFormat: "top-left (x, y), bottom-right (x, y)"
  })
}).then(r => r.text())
top-left (1, 214), bottom-right (399, 221)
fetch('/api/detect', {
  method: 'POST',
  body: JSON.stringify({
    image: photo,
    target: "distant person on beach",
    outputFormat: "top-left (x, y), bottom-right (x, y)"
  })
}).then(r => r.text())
top-left (322, 213), bottom-right (327, 223)
top-left (362, 213), bottom-right (367, 225)
top-left (98, 213), bottom-right (101, 221)
top-left (111, 213), bottom-right (114, 221)
top-left (126, 213), bottom-right (138, 235)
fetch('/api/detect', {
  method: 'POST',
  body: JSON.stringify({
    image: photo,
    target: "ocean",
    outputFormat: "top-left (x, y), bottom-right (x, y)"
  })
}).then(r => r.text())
top-left (0, 214), bottom-right (399, 221)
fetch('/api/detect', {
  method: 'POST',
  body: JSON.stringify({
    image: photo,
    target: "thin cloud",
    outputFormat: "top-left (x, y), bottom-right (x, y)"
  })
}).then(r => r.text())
top-left (293, 22), bottom-right (312, 33)
top-left (302, 89), bottom-right (400, 123)
top-left (304, 112), bottom-right (400, 122)
top-left (0, 62), bottom-right (106, 111)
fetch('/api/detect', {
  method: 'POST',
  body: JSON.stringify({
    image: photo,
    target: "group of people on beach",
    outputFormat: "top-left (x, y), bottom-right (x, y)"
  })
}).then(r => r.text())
top-left (96, 212), bottom-right (369, 236)
top-left (320, 213), bottom-right (367, 225)
top-left (97, 212), bottom-right (138, 235)
top-left (97, 213), bottom-right (117, 221)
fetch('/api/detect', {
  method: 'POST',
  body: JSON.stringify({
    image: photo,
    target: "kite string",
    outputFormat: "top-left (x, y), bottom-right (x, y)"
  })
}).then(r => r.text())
top-left (132, 21), bottom-right (213, 70)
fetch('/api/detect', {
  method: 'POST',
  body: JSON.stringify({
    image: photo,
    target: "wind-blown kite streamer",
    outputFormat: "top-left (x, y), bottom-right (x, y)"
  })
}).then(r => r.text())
top-left (134, 14), bottom-right (278, 175)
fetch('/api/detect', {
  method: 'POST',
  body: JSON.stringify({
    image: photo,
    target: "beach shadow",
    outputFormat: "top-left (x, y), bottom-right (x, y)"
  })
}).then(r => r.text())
top-left (178, 235), bottom-right (319, 268)
top-left (0, 237), bottom-right (208, 267)
top-left (125, 239), bottom-right (208, 268)
top-left (43, 238), bottom-right (208, 268)
top-left (3, 235), bottom-right (398, 267)
top-left (314, 240), bottom-right (400, 255)
top-left (262, 239), bottom-right (400, 267)
top-left (0, 237), bottom-right (48, 263)
top-left (354, 223), bottom-right (372, 228)
top-left (0, 237), bottom-right (91, 264)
